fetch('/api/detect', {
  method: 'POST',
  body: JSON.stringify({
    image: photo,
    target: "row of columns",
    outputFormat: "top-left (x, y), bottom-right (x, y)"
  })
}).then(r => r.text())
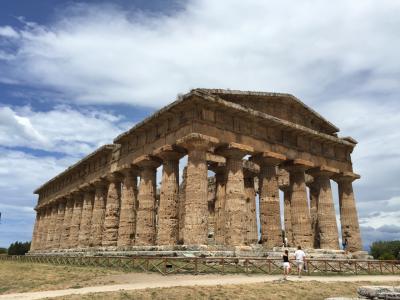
top-left (31, 133), bottom-right (362, 252)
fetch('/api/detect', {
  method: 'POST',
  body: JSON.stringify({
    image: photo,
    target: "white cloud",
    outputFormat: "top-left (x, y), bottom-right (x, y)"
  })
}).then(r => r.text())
top-left (0, 0), bottom-right (399, 107)
top-left (0, 26), bottom-right (19, 38)
top-left (0, 105), bottom-right (128, 156)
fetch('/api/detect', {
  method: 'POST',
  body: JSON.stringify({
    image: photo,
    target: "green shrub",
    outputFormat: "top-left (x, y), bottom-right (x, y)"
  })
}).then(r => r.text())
top-left (370, 240), bottom-right (400, 260)
top-left (7, 241), bottom-right (31, 255)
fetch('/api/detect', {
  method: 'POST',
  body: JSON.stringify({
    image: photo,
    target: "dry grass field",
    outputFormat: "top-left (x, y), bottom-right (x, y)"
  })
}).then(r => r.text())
top-left (0, 260), bottom-right (123, 294)
top-left (1, 260), bottom-right (399, 300)
top-left (50, 280), bottom-right (400, 300)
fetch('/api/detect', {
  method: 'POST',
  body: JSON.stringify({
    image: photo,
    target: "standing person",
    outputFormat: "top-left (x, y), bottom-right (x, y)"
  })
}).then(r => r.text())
top-left (342, 238), bottom-right (348, 254)
top-left (282, 249), bottom-right (291, 280)
top-left (294, 246), bottom-right (306, 278)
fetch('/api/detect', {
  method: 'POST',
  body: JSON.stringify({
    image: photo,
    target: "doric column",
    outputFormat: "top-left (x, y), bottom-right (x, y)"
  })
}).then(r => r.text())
top-left (89, 180), bottom-right (107, 247)
top-left (177, 133), bottom-right (219, 245)
top-left (117, 168), bottom-right (139, 247)
top-left (154, 145), bottom-right (185, 245)
top-left (253, 151), bottom-right (286, 248)
top-left (68, 192), bottom-right (84, 249)
top-left (102, 173), bottom-right (122, 247)
top-left (78, 187), bottom-right (95, 248)
top-left (281, 185), bottom-right (293, 246)
top-left (133, 155), bottom-right (161, 246)
top-left (209, 163), bottom-right (227, 245)
top-left (46, 203), bottom-right (58, 250)
top-left (53, 199), bottom-right (66, 249)
top-left (308, 166), bottom-right (340, 249)
top-left (60, 196), bottom-right (74, 249)
top-left (178, 166), bottom-right (187, 244)
top-left (308, 181), bottom-right (320, 248)
top-left (244, 169), bottom-right (258, 245)
top-left (334, 172), bottom-right (363, 252)
top-left (215, 143), bottom-right (253, 246)
top-left (30, 210), bottom-right (41, 251)
top-left (283, 159), bottom-right (314, 248)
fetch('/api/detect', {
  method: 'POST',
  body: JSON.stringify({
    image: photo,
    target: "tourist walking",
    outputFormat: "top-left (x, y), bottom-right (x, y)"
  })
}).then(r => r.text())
top-left (282, 249), bottom-right (291, 279)
top-left (294, 246), bottom-right (306, 278)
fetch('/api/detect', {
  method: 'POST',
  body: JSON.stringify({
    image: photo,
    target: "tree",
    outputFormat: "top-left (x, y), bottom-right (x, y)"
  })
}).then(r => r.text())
top-left (0, 247), bottom-right (7, 254)
top-left (370, 240), bottom-right (400, 260)
top-left (7, 241), bottom-right (31, 255)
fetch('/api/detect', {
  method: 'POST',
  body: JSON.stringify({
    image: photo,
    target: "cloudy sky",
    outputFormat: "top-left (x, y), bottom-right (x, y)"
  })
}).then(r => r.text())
top-left (0, 0), bottom-right (399, 249)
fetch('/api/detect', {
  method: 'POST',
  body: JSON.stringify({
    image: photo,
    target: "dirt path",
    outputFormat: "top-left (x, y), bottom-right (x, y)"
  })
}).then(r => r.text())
top-left (1, 274), bottom-right (399, 300)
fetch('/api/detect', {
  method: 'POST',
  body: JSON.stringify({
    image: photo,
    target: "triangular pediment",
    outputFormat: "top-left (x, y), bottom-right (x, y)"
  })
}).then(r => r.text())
top-left (195, 89), bottom-right (339, 135)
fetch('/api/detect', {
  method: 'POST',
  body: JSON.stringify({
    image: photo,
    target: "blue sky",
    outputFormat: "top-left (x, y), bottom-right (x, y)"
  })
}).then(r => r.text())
top-left (0, 0), bottom-right (399, 249)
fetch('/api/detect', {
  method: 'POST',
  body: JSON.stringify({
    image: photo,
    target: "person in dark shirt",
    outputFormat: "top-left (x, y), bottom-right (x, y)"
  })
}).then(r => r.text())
top-left (283, 249), bottom-right (290, 279)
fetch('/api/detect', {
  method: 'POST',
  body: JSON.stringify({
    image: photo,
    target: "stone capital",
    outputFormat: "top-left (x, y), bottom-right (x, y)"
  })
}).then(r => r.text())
top-left (282, 159), bottom-right (314, 172)
top-left (307, 166), bottom-right (340, 178)
top-left (243, 160), bottom-right (260, 178)
top-left (106, 171), bottom-right (123, 183)
top-left (119, 165), bottom-right (140, 177)
top-left (153, 144), bottom-right (186, 161)
top-left (176, 133), bottom-right (219, 151)
top-left (133, 154), bottom-right (162, 170)
top-left (209, 162), bottom-right (225, 174)
top-left (215, 142), bottom-right (254, 159)
top-left (252, 151), bottom-right (286, 166)
top-left (91, 178), bottom-right (108, 189)
top-left (333, 171), bottom-right (361, 183)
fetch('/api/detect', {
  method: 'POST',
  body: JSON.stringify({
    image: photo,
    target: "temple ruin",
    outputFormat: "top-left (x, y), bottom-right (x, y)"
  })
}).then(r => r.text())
top-left (29, 89), bottom-right (363, 255)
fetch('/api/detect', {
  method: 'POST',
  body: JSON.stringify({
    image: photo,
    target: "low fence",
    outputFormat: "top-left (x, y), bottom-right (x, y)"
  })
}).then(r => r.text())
top-left (1, 255), bottom-right (399, 276)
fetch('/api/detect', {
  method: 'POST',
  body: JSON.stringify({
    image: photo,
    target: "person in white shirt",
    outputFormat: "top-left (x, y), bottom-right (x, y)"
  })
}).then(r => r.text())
top-left (294, 245), bottom-right (306, 278)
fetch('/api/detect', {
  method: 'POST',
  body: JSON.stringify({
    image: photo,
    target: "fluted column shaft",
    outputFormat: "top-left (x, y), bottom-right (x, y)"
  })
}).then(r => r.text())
top-left (178, 134), bottom-right (218, 245)
top-left (30, 211), bottom-right (41, 251)
top-left (314, 174), bottom-right (339, 249)
top-left (254, 152), bottom-right (286, 248)
top-left (68, 193), bottom-right (83, 249)
top-left (178, 167), bottom-right (187, 244)
top-left (117, 170), bottom-right (138, 247)
top-left (337, 175), bottom-right (362, 251)
top-left (53, 200), bottom-right (66, 249)
top-left (282, 186), bottom-right (293, 246)
top-left (216, 143), bottom-right (253, 246)
top-left (287, 166), bottom-right (313, 248)
top-left (213, 167), bottom-right (226, 245)
top-left (60, 197), bottom-right (74, 249)
top-left (135, 159), bottom-right (159, 246)
top-left (259, 164), bottom-right (282, 247)
top-left (309, 182), bottom-right (319, 248)
top-left (224, 155), bottom-right (247, 245)
top-left (46, 204), bottom-right (58, 250)
top-left (78, 190), bottom-right (95, 248)
top-left (102, 175), bottom-right (122, 247)
top-left (244, 175), bottom-right (258, 244)
top-left (90, 181), bottom-right (107, 247)
top-left (155, 146), bottom-right (183, 246)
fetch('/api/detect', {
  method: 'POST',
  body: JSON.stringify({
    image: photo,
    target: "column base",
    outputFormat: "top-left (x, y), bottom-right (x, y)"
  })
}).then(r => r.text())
top-left (27, 246), bottom-right (371, 259)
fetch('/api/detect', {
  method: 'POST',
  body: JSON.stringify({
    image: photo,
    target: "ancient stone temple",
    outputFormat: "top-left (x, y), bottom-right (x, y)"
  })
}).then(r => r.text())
top-left (30, 89), bottom-right (363, 255)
